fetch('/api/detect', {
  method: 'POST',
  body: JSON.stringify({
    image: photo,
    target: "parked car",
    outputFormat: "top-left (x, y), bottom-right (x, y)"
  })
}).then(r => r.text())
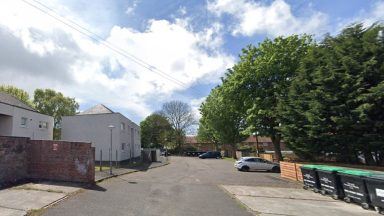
top-left (234, 157), bottom-right (280, 172)
top-left (198, 151), bottom-right (222, 159)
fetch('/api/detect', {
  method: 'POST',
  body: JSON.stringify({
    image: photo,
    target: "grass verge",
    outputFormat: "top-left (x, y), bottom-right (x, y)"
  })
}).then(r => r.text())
top-left (223, 157), bottom-right (236, 162)
top-left (27, 208), bottom-right (46, 216)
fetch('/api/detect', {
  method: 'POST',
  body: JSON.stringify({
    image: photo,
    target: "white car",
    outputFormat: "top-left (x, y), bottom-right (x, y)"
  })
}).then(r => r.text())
top-left (234, 157), bottom-right (280, 172)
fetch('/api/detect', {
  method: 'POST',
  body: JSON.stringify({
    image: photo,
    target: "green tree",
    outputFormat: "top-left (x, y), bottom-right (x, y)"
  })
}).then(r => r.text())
top-left (0, 85), bottom-right (32, 106)
top-left (197, 115), bottom-right (220, 150)
top-left (33, 89), bottom-right (79, 140)
top-left (199, 87), bottom-right (246, 158)
top-left (225, 35), bottom-right (313, 161)
top-left (280, 24), bottom-right (384, 164)
top-left (356, 82), bottom-right (384, 165)
top-left (140, 113), bottom-right (172, 148)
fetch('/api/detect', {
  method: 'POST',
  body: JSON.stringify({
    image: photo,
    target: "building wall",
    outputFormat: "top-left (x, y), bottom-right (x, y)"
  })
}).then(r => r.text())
top-left (0, 103), bottom-right (53, 140)
top-left (61, 113), bottom-right (141, 161)
top-left (117, 113), bottom-right (141, 161)
top-left (0, 114), bottom-right (13, 136)
top-left (0, 136), bottom-right (95, 187)
top-left (119, 114), bottom-right (141, 159)
top-left (28, 140), bottom-right (95, 183)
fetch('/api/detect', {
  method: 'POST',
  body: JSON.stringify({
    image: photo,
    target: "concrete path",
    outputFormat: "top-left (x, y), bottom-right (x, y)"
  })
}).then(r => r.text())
top-left (95, 157), bottom-right (168, 182)
top-left (0, 181), bottom-right (84, 216)
top-left (222, 185), bottom-right (377, 216)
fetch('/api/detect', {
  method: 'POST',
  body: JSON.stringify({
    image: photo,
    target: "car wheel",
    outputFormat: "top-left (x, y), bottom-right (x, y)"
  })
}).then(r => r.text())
top-left (344, 197), bottom-right (351, 203)
top-left (320, 190), bottom-right (327, 196)
top-left (240, 166), bottom-right (249, 172)
top-left (271, 166), bottom-right (280, 173)
top-left (361, 203), bottom-right (370, 210)
top-left (375, 207), bottom-right (384, 214)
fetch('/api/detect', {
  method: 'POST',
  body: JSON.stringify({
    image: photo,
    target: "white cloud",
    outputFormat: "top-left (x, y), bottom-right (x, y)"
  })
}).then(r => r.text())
top-left (190, 96), bottom-right (206, 120)
top-left (349, 1), bottom-right (384, 28)
top-left (326, 1), bottom-right (384, 37)
top-left (360, 1), bottom-right (384, 26)
top-left (0, 0), bottom-right (234, 122)
top-left (208, 0), bottom-right (329, 37)
top-left (178, 6), bottom-right (187, 16)
top-left (125, 0), bottom-right (140, 15)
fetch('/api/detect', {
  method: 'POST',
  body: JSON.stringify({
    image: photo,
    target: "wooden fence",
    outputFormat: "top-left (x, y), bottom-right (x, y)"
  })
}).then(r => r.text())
top-left (260, 153), bottom-right (275, 162)
top-left (280, 161), bottom-right (303, 182)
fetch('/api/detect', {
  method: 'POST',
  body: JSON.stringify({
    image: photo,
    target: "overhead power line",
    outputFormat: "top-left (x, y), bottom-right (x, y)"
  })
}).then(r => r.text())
top-left (20, 0), bottom-right (206, 96)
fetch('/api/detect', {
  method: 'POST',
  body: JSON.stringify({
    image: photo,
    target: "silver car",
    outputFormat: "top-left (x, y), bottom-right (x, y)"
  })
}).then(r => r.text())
top-left (234, 157), bottom-right (280, 172)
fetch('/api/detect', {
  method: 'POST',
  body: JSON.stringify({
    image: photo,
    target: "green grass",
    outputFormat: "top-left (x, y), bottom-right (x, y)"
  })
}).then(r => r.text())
top-left (14, 185), bottom-right (64, 193)
top-left (223, 157), bottom-right (236, 162)
top-left (27, 208), bottom-right (45, 216)
top-left (95, 166), bottom-right (111, 171)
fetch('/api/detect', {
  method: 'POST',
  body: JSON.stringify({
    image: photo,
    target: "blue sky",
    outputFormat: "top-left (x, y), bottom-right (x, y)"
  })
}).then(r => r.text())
top-left (0, 0), bottom-right (382, 126)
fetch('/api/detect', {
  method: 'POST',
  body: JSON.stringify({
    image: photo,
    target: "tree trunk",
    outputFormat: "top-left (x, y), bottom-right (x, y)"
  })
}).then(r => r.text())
top-left (231, 144), bottom-right (237, 159)
top-left (363, 150), bottom-right (375, 166)
top-left (214, 142), bottom-right (219, 151)
top-left (271, 134), bottom-right (283, 161)
top-left (378, 152), bottom-right (384, 166)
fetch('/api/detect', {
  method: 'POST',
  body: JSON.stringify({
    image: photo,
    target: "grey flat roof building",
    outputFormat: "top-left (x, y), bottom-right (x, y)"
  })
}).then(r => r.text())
top-left (61, 104), bottom-right (141, 161)
top-left (0, 92), bottom-right (53, 139)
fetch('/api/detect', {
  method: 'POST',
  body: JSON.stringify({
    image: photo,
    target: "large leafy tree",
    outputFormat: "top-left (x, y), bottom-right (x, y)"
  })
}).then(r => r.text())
top-left (225, 35), bottom-right (313, 161)
top-left (33, 89), bottom-right (79, 140)
top-left (199, 86), bottom-right (246, 158)
top-left (0, 85), bottom-right (32, 106)
top-left (140, 113), bottom-right (172, 149)
top-left (197, 116), bottom-right (220, 150)
top-left (280, 24), bottom-right (384, 164)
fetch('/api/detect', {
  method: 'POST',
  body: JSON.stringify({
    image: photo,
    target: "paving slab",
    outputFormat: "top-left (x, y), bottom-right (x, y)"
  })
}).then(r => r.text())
top-left (15, 182), bottom-right (82, 194)
top-left (0, 189), bottom-right (64, 211)
top-left (0, 206), bottom-right (25, 216)
top-left (222, 185), bottom-right (334, 201)
top-left (222, 185), bottom-right (376, 216)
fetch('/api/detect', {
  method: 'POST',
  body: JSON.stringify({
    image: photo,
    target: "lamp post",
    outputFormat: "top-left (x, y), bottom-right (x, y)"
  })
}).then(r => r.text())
top-left (108, 125), bottom-right (115, 175)
top-left (252, 131), bottom-right (260, 157)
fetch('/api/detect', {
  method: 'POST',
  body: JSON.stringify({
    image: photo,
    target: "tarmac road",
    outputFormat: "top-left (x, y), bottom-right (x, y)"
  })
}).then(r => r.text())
top-left (44, 156), bottom-right (299, 216)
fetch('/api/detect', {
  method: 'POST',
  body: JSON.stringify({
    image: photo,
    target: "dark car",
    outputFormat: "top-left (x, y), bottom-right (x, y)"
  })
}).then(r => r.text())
top-left (198, 151), bottom-right (222, 159)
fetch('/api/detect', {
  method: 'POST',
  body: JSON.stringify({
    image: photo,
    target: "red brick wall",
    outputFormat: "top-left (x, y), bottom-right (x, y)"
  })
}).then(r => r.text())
top-left (0, 136), bottom-right (95, 186)
top-left (0, 136), bottom-right (29, 187)
top-left (28, 140), bottom-right (95, 183)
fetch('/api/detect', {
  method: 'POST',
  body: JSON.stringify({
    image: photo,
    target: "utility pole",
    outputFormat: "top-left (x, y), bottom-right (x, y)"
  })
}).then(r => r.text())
top-left (108, 125), bottom-right (115, 175)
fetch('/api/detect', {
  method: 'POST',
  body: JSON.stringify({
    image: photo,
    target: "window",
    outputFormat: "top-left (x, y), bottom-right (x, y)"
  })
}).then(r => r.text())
top-left (39, 121), bottom-right (48, 129)
top-left (21, 117), bottom-right (28, 127)
top-left (121, 143), bottom-right (126, 150)
top-left (120, 123), bottom-right (125, 131)
top-left (262, 159), bottom-right (271, 164)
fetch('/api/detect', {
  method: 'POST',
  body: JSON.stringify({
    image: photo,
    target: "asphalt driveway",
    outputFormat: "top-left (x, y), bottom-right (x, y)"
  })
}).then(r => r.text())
top-left (43, 156), bottom-right (298, 216)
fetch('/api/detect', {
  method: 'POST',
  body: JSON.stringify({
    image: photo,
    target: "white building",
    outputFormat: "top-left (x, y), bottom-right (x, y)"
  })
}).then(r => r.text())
top-left (0, 92), bottom-right (53, 140)
top-left (61, 104), bottom-right (141, 162)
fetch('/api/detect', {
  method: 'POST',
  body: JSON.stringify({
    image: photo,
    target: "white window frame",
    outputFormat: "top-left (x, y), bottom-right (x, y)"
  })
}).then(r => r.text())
top-left (39, 121), bottom-right (48, 130)
top-left (20, 117), bottom-right (28, 128)
top-left (121, 123), bottom-right (125, 131)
